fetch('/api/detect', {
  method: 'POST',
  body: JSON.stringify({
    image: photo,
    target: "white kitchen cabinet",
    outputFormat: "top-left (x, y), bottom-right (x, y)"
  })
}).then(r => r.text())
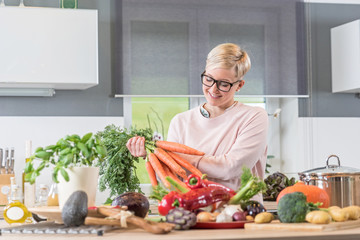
top-left (0, 7), bottom-right (98, 94)
top-left (331, 19), bottom-right (360, 93)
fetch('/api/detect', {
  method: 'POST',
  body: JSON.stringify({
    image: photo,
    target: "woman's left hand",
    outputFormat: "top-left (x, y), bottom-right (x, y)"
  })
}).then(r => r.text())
top-left (126, 136), bottom-right (147, 158)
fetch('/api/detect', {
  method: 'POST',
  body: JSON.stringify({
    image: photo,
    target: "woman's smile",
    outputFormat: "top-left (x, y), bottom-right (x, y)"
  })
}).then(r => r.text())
top-left (208, 91), bottom-right (222, 99)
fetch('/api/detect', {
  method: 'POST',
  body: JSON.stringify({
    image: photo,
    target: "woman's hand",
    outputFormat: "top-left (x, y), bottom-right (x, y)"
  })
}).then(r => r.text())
top-left (126, 136), bottom-right (147, 158)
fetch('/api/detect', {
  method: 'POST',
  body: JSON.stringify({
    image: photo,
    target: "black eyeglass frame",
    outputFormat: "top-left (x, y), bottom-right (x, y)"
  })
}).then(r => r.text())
top-left (201, 72), bottom-right (241, 92)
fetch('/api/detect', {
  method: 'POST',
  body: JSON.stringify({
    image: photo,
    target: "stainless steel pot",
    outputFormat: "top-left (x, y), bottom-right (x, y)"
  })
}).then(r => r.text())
top-left (298, 155), bottom-right (360, 208)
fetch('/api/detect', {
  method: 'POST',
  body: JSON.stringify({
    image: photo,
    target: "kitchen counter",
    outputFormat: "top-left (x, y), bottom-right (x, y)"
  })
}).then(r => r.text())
top-left (2, 220), bottom-right (360, 240)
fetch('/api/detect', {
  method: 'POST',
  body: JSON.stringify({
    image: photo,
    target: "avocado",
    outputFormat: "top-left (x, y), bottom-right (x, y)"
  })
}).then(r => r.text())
top-left (61, 191), bottom-right (88, 227)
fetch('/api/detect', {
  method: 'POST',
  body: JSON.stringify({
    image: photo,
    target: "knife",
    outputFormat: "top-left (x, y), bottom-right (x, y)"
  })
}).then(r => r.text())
top-left (10, 147), bottom-right (15, 174)
top-left (4, 148), bottom-right (9, 174)
top-left (0, 148), bottom-right (3, 174)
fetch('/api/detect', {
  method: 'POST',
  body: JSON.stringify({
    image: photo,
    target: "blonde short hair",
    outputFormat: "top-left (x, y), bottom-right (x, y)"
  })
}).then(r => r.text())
top-left (205, 43), bottom-right (251, 79)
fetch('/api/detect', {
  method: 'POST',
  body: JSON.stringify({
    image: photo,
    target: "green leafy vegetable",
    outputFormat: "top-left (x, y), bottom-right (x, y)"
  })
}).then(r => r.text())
top-left (263, 172), bottom-right (296, 201)
top-left (95, 124), bottom-right (153, 202)
top-left (228, 166), bottom-right (267, 204)
top-left (277, 192), bottom-right (320, 223)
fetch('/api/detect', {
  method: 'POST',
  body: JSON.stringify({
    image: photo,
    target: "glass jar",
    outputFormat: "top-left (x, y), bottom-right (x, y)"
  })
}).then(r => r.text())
top-left (38, 184), bottom-right (49, 207)
top-left (47, 183), bottom-right (59, 206)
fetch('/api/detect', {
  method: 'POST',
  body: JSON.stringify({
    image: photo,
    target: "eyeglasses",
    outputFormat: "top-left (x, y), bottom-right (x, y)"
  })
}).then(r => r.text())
top-left (201, 72), bottom-right (240, 92)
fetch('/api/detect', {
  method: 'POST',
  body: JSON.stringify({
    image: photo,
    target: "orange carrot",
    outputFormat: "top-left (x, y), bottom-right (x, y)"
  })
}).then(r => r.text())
top-left (148, 153), bottom-right (170, 189)
top-left (161, 163), bottom-right (189, 192)
top-left (167, 151), bottom-right (203, 177)
top-left (155, 141), bottom-right (205, 156)
top-left (145, 159), bottom-right (158, 187)
top-left (154, 148), bottom-right (187, 180)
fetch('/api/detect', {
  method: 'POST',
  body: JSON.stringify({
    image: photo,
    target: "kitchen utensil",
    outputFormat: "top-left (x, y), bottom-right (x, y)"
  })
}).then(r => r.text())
top-left (244, 219), bottom-right (360, 231)
top-left (192, 221), bottom-right (251, 229)
top-left (10, 147), bottom-right (14, 174)
top-left (4, 148), bottom-right (9, 174)
top-left (0, 221), bottom-right (115, 235)
top-left (299, 155), bottom-right (360, 207)
top-left (28, 206), bottom-right (110, 223)
top-left (0, 148), bottom-right (3, 174)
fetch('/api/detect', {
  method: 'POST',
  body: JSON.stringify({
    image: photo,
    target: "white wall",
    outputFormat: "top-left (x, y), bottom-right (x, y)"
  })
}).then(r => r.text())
top-left (279, 98), bottom-right (360, 179)
top-left (308, 118), bottom-right (360, 169)
top-left (0, 116), bottom-right (123, 205)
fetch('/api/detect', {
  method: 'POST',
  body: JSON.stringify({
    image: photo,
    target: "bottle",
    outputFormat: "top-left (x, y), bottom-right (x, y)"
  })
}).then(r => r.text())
top-left (47, 183), bottom-right (59, 206)
top-left (4, 178), bottom-right (32, 224)
top-left (38, 184), bottom-right (49, 207)
top-left (22, 140), bottom-right (36, 208)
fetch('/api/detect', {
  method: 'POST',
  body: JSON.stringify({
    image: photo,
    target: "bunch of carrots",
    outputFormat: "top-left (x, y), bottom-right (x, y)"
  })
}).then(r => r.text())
top-left (144, 140), bottom-right (204, 191)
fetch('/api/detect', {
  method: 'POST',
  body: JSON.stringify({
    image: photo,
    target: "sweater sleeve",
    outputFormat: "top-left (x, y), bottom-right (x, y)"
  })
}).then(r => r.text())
top-left (181, 109), bottom-right (268, 181)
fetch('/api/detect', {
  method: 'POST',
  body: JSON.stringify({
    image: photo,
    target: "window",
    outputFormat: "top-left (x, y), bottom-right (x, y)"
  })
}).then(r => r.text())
top-left (116, 0), bottom-right (300, 184)
top-left (130, 97), bottom-right (189, 183)
top-left (115, 0), bottom-right (307, 98)
top-left (129, 97), bottom-right (266, 184)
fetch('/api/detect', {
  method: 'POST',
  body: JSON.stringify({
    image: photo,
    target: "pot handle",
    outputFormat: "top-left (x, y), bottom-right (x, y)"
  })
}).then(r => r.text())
top-left (326, 154), bottom-right (340, 168)
top-left (301, 177), bottom-right (329, 188)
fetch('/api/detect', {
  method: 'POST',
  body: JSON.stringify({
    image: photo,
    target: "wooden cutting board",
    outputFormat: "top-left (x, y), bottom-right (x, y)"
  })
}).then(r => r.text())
top-left (245, 219), bottom-right (360, 231)
top-left (29, 206), bottom-right (108, 224)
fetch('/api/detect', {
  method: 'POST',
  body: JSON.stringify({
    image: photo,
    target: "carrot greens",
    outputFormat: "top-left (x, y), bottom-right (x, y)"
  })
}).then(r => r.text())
top-left (95, 124), bottom-right (153, 202)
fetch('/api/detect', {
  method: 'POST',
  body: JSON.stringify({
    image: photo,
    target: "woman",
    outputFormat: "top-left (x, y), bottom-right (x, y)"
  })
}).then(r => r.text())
top-left (127, 43), bottom-right (268, 199)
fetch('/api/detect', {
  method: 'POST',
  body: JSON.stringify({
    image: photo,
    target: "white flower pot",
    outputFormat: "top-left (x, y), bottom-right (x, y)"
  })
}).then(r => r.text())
top-left (57, 166), bottom-right (99, 209)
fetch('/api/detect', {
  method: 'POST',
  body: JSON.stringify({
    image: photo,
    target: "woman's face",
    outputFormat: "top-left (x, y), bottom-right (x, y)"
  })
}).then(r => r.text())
top-left (202, 68), bottom-right (244, 108)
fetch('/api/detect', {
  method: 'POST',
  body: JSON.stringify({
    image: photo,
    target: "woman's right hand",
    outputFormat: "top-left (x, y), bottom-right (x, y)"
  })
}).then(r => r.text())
top-left (126, 136), bottom-right (147, 158)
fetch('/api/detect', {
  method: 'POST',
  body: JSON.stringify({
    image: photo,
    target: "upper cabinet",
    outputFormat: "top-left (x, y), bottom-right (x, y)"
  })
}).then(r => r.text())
top-left (0, 7), bottom-right (98, 95)
top-left (331, 19), bottom-right (360, 93)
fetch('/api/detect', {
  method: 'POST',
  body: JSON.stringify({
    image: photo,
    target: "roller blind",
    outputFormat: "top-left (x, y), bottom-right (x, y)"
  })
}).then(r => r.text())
top-left (115, 0), bottom-right (307, 97)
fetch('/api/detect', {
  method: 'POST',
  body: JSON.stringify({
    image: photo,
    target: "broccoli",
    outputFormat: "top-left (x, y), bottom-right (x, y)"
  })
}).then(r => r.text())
top-left (277, 192), bottom-right (320, 223)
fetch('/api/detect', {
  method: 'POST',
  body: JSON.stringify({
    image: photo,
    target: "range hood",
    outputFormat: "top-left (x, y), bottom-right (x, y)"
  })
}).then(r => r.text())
top-left (0, 7), bottom-right (98, 96)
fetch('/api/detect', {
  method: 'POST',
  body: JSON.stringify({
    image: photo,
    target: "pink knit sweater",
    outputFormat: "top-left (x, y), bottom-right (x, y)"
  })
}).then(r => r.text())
top-left (167, 102), bottom-right (268, 194)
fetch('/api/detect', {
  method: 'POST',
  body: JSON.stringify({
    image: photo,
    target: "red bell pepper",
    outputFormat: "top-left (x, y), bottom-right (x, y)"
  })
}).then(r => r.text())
top-left (179, 186), bottom-right (232, 211)
top-left (185, 174), bottom-right (236, 196)
top-left (158, 186), bottom-right (232, 215)
top-left (202, 179), bottom-right (236, 197)
top-left (185, 174), bottom-right (203, 189)
top-left (158, 191), bottom-right (179, 216)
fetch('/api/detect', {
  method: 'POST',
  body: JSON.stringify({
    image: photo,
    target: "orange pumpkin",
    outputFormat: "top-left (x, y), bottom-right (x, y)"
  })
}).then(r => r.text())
top-left (276, 182), bottom-right (330, 208)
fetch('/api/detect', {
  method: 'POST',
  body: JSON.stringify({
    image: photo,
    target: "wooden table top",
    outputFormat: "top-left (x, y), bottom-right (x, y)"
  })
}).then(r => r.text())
top-left (1, 220), bottom-right (360, 240)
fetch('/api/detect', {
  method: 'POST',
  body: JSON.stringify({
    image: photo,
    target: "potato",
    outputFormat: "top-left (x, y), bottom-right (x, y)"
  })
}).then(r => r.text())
top-left (254, 212), bottom-right (274, 224)
top-left (328, 206), bottom-right (341, 211)
top-left (342, 206), bottom-right (360, 220)
top-left (305, 211), bottom-right (331, 224)
top-left (246, 215), bottom-right (254, 221)
top-left (328, 208), bottom-right (349, 222)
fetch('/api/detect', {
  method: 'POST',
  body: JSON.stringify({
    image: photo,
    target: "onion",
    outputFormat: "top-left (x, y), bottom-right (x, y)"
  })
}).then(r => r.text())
top-left (223, 205), bottom-right (242, 217)
top-left (232, 211), bottom-right (247, 221)
top-left (216, 212), bottom-right (233, 223)
top-left (196, 211), bottom-right (216, 222)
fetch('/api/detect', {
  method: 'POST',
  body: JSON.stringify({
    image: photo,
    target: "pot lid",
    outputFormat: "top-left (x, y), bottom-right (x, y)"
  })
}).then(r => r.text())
top-left (299, 155), bottom-right (360, 176)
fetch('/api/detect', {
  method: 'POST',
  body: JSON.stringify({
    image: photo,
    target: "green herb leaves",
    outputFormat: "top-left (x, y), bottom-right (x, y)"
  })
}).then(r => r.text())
top-left (24, 132), bottom-right (107, 184)
top-left (95, 124), bottom-right (153, 200)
